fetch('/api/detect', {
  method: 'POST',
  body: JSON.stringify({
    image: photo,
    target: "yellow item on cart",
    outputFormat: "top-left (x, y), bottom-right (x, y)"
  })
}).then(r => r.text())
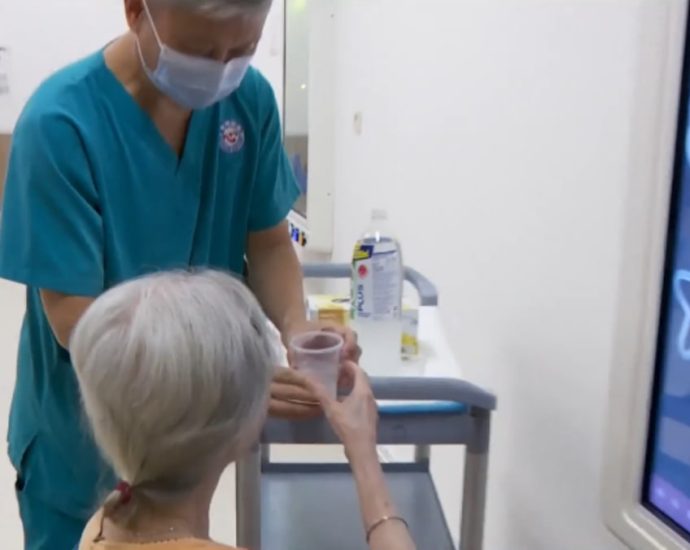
top-left (306, 295), bottom-right (419, 357)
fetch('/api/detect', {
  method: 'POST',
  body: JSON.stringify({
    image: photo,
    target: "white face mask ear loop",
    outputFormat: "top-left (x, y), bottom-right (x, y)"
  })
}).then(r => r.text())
top-left (141, 0), bottom-right (164, 50)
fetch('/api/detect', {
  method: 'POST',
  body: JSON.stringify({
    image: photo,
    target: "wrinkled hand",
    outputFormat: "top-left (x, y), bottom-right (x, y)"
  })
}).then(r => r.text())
top-left (269, 366), bottom-right (322, 420)
top-left (303, 361), bottom-right (378, 458)
top-left (284, 321), bottom-right (361, 365)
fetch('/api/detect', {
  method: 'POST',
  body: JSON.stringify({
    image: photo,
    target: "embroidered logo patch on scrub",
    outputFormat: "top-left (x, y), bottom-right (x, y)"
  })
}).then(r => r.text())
top-left (220, 120), bottom-right (245, 154)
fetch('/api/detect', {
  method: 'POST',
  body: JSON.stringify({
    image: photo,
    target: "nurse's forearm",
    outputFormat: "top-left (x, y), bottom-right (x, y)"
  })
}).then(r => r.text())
top-left (39, 290), bottom-right (94, 349)
top-left (246, 223), bottom-right (306, 338)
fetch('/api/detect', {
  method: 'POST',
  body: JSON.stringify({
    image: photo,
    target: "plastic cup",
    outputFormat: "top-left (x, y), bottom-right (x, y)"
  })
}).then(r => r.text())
top-left (290, 331), bottom-right (344, 397)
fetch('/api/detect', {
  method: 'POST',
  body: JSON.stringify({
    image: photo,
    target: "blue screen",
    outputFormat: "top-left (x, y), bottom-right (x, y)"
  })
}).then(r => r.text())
top-left (645, 21), bottom-right (690, 538)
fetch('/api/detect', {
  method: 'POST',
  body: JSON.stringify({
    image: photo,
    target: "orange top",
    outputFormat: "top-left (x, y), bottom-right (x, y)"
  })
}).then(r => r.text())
top-left (79, 510), bottom-right (243, 550)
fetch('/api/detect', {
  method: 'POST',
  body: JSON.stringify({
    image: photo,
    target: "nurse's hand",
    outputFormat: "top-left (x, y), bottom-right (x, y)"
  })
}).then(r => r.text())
top-left (269, 367), bottom-right (323, 420)
top-left (284, 321), bottom-right (362, 364)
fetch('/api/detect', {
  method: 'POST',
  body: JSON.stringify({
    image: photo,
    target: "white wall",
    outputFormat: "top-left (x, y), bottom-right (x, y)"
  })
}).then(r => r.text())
top-left (0, 0), bottom-right (284, 133)
top-left (0, 0), bottom-right (125, 133)
top-left (325, 0), bottom-right (651, 548)
top-left (284, 0), bottom-right (309, 136)
top-left (0, 281), bottom-right (23, 547)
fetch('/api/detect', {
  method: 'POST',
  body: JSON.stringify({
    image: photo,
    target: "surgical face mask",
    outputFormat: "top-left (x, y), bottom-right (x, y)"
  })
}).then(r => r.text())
top-left (137, 0), bottom-right (253, 110)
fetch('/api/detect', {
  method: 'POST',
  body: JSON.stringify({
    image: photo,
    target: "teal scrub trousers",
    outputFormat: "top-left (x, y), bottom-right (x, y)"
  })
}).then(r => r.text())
top-left (16, 487), bottom-right (84, 550)
top-left (13, 440), bottom-right (89, 550)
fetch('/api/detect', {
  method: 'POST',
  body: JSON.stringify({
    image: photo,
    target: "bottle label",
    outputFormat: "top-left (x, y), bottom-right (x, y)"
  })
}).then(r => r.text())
top-left (351, 241), bottom-right (402, 321)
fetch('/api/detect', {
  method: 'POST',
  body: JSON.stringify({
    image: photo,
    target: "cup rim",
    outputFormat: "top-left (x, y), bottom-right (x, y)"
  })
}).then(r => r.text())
top-left (289, 330), bottom-right (344, 354)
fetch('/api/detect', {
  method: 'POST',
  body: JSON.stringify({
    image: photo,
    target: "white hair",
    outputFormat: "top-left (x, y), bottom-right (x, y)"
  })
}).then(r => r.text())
top-left (70, 270), bottom-right (276, 518)
top-left (154, 0), bottom-right (272, 17)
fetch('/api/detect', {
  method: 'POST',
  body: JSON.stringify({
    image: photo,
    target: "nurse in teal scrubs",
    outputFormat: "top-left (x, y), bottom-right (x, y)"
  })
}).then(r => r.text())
top-left (0, 1), bottom-right (357, 548)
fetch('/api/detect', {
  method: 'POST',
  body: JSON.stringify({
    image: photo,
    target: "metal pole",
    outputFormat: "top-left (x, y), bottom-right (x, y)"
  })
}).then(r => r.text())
top-left (261, 444), bottom-right (271, 464)
top-left (236, 445), bottom-right (262, 550)
top-left (413, 444), bottom-right (431, 464)
top-left (460, 410), bottom-right (491, 550)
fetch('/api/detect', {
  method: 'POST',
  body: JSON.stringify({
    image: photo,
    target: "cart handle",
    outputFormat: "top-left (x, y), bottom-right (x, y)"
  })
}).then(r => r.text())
top-left (370, 376), bottom-right (496, 412)
top-left (302, 263), bottom-right (439, 307)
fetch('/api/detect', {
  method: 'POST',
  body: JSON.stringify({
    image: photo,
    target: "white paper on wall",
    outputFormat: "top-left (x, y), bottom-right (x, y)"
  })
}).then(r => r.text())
top-left (0, 47), bottom-right (10, 96)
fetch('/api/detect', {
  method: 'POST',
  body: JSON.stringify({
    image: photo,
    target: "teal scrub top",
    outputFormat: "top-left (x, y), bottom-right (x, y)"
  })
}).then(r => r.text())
top-left (0, 50), bottom-right (299, 519)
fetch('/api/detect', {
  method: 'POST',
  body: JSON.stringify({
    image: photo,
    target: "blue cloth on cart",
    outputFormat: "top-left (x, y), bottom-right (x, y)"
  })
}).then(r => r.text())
top-left (378, 401), bottom-right (468, 415)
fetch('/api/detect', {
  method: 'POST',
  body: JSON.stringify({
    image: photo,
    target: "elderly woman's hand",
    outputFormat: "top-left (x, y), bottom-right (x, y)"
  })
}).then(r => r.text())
top-left (269, 367), bottom-right (323, 420)
top-left (304, 361), bottom-right (378, 459)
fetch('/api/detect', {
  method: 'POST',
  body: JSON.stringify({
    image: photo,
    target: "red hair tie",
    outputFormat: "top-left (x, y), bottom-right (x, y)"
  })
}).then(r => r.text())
top-left (115, 481), bottom-right (133, 505)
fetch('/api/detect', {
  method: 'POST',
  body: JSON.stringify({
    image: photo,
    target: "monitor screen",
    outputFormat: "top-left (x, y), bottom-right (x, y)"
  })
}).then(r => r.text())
top-left (645, 11), bottom-right (690, 539)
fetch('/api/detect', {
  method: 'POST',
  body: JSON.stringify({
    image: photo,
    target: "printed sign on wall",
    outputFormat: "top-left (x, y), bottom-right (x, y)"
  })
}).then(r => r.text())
top-left (0, 47), bottom-right (10, 96)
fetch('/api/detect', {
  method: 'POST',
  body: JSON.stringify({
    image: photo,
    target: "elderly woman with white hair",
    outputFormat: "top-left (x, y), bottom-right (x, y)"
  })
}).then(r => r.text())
top-left (0, 0), bottom-right (358, 547)
top-left (70, 270), bottom-right (415, 550)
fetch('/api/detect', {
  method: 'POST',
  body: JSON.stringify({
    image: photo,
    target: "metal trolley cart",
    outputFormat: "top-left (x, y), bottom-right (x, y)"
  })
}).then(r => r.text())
top-left (236, 264), bottom-right (497, 550)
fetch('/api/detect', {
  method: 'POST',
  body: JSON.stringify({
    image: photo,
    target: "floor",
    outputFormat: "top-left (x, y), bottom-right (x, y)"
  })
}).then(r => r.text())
top-left (0, 279), bottom-right (462, 548)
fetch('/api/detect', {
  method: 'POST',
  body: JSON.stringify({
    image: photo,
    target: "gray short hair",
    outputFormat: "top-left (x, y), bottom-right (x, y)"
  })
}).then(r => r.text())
top-left (71, 270), bottom-right (276, 512)
top-left (156, 0), bottom-right (272, 17)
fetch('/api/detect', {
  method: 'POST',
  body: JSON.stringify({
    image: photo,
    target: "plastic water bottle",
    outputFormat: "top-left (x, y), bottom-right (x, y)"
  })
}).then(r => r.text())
top-left (351, 209), bottom-right (404, 375)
